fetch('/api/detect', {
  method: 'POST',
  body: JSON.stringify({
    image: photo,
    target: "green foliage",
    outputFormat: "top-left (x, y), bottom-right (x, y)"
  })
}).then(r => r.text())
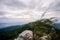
top-left (0, 25), bottom-right (31, 40)
top-left (0, 18), bottom-right (60, 40)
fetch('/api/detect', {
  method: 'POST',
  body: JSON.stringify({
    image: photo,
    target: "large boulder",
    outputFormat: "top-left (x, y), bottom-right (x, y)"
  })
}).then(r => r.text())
top-left (14, 30), bottom-right (33, 40)
top-left (39, 36), bottom-right (48, 40)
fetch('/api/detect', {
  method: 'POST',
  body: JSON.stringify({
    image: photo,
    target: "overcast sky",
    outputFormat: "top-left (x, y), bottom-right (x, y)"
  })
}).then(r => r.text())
top-left (0, 0), bottom-right (60, 27)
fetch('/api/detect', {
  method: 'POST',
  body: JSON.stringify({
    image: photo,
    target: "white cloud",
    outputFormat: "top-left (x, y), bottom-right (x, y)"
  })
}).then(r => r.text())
top-left (0, 0), bottom-right (60, 27)
top-left (18, 0), bottom-right (31, 4)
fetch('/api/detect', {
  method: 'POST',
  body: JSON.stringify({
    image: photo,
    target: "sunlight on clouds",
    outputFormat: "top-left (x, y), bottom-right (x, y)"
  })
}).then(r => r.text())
top-left (4, 14), bottom-right (31, 19)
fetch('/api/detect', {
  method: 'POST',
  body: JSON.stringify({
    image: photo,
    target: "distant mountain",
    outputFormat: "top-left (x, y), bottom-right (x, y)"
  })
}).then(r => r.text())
top-left (0, 23), bottom-right (7, 28)
top-left (55, 23), bottom-right (60, 30)
top-left (0, 23), bottom-right (24, 28)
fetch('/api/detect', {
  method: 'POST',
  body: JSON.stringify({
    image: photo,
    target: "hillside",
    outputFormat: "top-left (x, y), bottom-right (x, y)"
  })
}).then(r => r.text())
top-left (0, 18), bottom-right (60, 40)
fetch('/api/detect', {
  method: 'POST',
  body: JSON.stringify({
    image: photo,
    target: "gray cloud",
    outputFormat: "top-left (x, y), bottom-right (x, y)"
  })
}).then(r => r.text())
top-left (0, 0), bottom-right (60, 28)
top-left (0, 11), bottom-right (5, 15)
top-left (49, 1), bottom-right (60, 11)
top-left (0, 0), bottom-right (60, 18)
top-left (0, 0), bottom-right (27, 9)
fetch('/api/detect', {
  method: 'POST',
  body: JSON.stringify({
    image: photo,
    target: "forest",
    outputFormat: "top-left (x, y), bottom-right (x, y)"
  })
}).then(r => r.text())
top-left (0, 18), bottom-right (60, 40)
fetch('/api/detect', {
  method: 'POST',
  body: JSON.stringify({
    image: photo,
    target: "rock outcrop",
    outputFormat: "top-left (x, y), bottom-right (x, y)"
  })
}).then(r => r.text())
top-left (14, 30), bottom-right (33, 40)
top-left (39, 36), bottom-right (48, 40)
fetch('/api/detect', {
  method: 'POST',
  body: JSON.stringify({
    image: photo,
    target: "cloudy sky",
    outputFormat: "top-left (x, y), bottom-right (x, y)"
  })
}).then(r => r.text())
top-left (0, 0), bottom-right (60, 28)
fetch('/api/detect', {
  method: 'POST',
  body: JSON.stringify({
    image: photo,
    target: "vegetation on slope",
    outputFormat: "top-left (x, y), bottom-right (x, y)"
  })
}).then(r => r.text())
top-left (0, 18), bottom-right (60, 40)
